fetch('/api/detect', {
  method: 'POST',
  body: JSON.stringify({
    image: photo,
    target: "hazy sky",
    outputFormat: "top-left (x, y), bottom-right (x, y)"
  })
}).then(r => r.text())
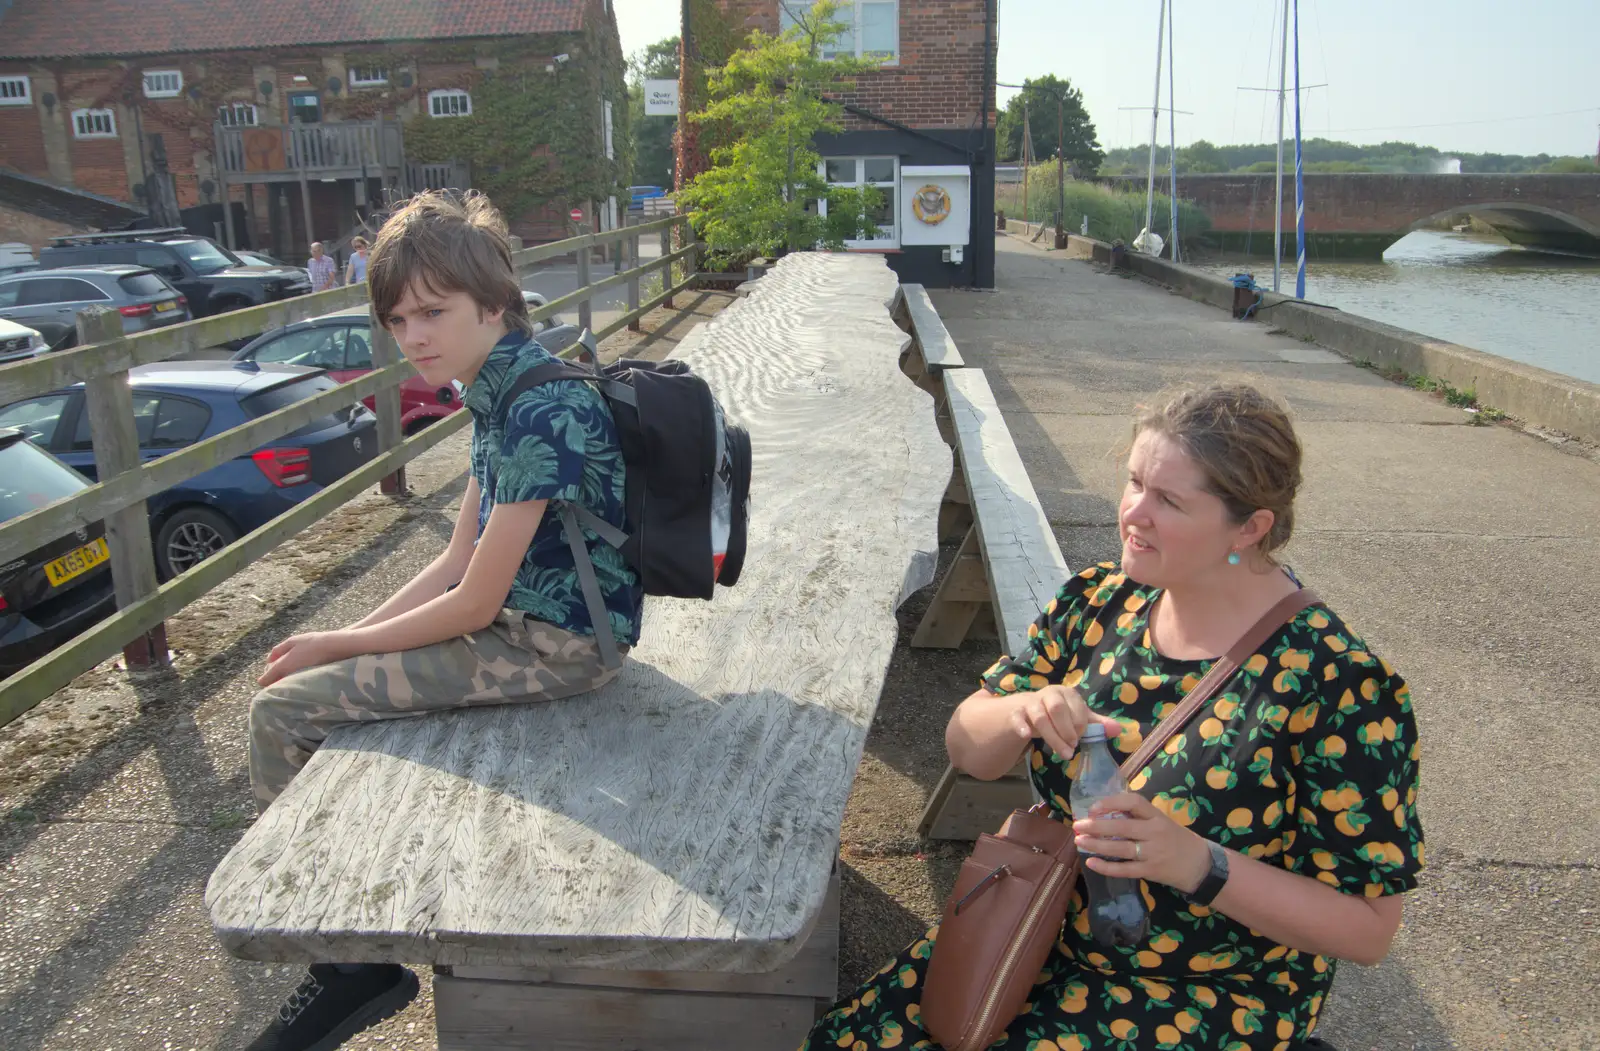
top-left (614, 0), bottom-right (1599, 157)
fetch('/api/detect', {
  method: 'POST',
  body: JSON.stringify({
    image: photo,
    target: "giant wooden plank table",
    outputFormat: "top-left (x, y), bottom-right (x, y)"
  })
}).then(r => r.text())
top-left (205, 253), bottom-right (949, 1050)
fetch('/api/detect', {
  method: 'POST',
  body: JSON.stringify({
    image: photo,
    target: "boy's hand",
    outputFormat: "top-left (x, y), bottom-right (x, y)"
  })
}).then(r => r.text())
top-left (258, 632), bottom-right (350, 687)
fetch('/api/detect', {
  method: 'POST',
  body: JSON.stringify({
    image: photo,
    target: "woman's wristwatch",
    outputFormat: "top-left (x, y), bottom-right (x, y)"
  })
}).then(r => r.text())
top-left (1183, 839), bottom-right (1230, 906)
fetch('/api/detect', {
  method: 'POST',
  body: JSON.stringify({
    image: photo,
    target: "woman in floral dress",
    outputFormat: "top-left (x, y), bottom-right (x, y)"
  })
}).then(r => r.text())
top-left (803, 385), bottom-right (1423, 1051)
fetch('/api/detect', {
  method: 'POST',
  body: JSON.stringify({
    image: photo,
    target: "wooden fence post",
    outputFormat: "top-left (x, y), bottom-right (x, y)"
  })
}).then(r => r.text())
top-left (368, 307), bottom-right (407, 494)
top-left (576, 242), bottom-right (593, 333)
top-left (77, 307), bottom-right (167, 669)
top-left (661, 225), bottom-right (675, 310)
top-left (626, 225), bottom-right (642, 332)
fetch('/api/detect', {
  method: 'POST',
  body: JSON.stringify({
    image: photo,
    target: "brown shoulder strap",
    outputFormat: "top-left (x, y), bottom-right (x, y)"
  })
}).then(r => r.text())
top-left (1118, 588), bottom-right (1321, 778)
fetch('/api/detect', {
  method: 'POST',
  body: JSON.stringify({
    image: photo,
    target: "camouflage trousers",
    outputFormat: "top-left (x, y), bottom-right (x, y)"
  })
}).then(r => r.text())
top-left (248, 610), bottom-right (623, 810)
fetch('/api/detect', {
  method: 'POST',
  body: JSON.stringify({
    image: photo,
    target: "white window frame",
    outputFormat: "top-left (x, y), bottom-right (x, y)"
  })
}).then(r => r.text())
top-left (0, 76), bottom-right (30, 106)
top-left (603, 100), bottom-right (615, 161)
top-left (780, 0), bottom-right (899, 65)
top-left (217, 102), bottom-right (258, 127)
top-left (143, 70), bottom-right (183, 98)
top-left (818, 156), bottom-right (900, 249)
top-left (348, 66), bottom-right (390, 88)
top-left (428, 89), bottom-right (471, 118)
top-left (72, 108), bottom-right (118, 139)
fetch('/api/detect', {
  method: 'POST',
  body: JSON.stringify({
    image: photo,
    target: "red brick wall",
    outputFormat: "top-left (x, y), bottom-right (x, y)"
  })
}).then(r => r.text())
top-left (0, 202), bottom-right (88, 253)
top-left (702, 0), bottom-right (996, 130)
top-left (0, 65), bottom-right (51, 177)
top-left (58, 68), bottom-right (131, 201)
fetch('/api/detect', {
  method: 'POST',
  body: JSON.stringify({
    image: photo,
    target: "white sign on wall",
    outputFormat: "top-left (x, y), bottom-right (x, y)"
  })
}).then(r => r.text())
top-left (644, 79), bottom-right (679, 116)
top-left (899, 165), bottom-right (972, 247)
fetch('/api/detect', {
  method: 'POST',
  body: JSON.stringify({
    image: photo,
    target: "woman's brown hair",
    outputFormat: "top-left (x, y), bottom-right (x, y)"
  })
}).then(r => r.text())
top-left (1133, 384), bottom-right (1303, 556)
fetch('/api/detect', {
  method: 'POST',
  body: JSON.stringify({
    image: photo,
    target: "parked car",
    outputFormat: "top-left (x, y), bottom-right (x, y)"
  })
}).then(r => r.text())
top-left (0, 265), bottom-right (191, 350)
top-left (0, 242), bottom-right (39, 278)
top-left (0, 427), bottom-right (116, 676)
top-left (0, 363), bottom-right (378, 580)
top-left (230, 292), bottom-right (581, 436)
top-left (234, 250), bottom-right (311, 284)
top-left (0, 317), bottom-right (51, 366)
top-left (628, 185), bottom-right (667, 211)
top-left (39, 228), bottom-right (310, 319)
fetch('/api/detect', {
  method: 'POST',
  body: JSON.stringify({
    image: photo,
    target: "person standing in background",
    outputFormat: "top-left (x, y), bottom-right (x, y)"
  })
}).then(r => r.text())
top-left (345, 236), bottom-right (371, 285)
top-left (307, 241), bottom-right (338, 293)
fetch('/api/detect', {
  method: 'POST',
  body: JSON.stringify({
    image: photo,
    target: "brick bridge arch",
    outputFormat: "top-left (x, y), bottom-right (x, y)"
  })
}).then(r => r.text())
top-left (1107, 173), bottom-right (1600, 258)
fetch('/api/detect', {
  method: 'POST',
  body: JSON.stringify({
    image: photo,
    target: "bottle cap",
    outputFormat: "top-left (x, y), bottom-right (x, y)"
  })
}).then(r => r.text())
top-left (1080, 723), bottom-right (1107, 744)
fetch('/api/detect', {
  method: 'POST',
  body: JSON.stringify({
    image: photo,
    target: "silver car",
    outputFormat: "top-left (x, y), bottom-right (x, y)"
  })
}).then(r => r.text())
top-left (0, 264), bottom-right (191, 350)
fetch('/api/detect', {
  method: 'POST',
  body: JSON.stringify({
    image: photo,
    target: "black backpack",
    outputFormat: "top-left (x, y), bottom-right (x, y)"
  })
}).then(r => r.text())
top-left (495, 342), bottom-right (751, 668)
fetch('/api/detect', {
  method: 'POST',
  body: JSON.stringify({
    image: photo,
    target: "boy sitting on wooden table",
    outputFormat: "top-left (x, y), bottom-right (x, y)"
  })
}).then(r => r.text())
top-left (241, 190), bottom-right (641, 1051)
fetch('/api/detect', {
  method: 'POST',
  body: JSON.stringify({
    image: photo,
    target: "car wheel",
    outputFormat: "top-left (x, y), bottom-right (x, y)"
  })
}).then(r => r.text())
top-left (155, 507), bottom-right (239, 580)
top-left (48, 330), bottom-right (77, 352)
top-left (404, 417), bottom-right (436, 437)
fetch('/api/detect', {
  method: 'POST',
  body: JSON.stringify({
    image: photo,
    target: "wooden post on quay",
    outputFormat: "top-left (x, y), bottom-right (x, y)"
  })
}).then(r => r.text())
top-left (626, 225), bottom-right (642, 332)
top-left (576, 242), bottom-right (593, 333)
top-left (368, 307), bottom-right (407, 494)
top-left (76, 307), bottom-right (168, 668)
top-left (661, 226), bottom-right (675, 309)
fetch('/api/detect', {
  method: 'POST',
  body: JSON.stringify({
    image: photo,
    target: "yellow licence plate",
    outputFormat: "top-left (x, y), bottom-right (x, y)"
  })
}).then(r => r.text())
top-left (155, 300), bottom-right (178, 312)
top-left (45, 538), bottom-right (110, 587)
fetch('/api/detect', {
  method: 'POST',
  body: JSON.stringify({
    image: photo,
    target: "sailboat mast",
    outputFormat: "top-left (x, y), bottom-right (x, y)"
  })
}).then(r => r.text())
top-left (1293, 0), bottom-right (1307, 298)
top-left (1273, 0), bottom-right (1288, 291)
top-left (1144, 0), bottom-right (1167, 240)
top-left (1167, 0), bottom-right (1179, 261)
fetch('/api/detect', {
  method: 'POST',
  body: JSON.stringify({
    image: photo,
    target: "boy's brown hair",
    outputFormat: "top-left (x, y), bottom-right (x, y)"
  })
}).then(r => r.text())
top-left (368, 190), bottom-right (532, 336)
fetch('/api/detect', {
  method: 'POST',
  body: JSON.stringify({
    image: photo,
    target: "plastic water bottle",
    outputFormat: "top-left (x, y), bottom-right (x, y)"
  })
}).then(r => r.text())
top-left (1069, 723), bottom-right (1150, 948)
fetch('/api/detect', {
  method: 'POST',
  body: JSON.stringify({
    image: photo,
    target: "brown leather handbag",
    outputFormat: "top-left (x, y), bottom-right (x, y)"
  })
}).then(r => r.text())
top-left (921, 589), bottom-right (1319, 1051)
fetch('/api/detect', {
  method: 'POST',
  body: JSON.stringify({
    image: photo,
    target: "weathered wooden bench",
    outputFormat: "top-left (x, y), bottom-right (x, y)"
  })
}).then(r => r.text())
top-left (896, 298), bottom-right (1072, 841)
top-left (205, 253), bottom-right (948, 1050)
top-left (890, 283), bottom-right (967, 446)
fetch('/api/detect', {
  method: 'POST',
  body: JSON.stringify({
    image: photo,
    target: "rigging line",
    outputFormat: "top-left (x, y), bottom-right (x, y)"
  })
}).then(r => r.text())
top-left (1322, 106), bottom-right (1600, 134)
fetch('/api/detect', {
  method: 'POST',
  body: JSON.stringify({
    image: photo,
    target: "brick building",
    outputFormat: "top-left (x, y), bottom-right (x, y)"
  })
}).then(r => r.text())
top-left (0, 0), bottom-right (627, 259)
top-left (680, 0), bottom-right (998, 287)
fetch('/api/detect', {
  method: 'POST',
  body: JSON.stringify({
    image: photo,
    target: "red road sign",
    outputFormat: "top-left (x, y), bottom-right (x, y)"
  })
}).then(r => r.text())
top-left (569, 208), bottom-right (584, 222)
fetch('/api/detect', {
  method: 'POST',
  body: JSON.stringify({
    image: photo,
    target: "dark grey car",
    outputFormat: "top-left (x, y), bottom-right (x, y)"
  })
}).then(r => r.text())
top-left (0, 265), bottom-right (191, 350)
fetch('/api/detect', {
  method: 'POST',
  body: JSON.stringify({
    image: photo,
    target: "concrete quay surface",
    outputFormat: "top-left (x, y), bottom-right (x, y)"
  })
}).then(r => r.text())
top-left (925, 232), bottom-right (1599, 1050)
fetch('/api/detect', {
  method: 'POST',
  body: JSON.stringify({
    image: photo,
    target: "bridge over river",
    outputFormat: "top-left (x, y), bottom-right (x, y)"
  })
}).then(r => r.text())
top-left (1108, 172), bottom-right (1600, 258)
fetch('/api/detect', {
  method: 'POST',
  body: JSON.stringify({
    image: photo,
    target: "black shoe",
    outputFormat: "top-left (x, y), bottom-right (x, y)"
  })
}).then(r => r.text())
top-left (246, 963), bottom-right (420, 1051)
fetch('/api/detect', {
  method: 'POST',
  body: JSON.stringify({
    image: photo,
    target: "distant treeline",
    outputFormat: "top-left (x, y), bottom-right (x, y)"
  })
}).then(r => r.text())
top-left (1099, 139), bottom-right (1599, 176)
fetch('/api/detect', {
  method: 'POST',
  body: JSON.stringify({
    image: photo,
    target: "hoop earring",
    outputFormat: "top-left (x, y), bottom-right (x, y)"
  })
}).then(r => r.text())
top-left (1227, 551), bottom-right (1242, 566)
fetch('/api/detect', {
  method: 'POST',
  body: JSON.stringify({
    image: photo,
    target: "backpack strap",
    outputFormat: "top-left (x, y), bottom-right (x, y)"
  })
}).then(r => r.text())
top-left (557, 503), bottom-right (623, 671)
top-left (496, 359), bottom-right (638, 420)
top-left (495, 361), bottom-right (634, 672)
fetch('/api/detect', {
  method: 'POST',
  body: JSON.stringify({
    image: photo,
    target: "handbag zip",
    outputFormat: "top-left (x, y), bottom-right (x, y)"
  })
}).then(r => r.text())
top-left (955, 859), bottom-right (1073, 1051)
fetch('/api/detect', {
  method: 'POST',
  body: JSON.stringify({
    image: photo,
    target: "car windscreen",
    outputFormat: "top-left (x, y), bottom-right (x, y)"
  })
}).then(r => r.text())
top-left (118, 272), bottom-right (172, 297)
top-left (167, 239), bottom-right (235, 276)
top-left (241, 373), bottom-right (361, 429)
top-left (0, 440), bottom-right (88, 522)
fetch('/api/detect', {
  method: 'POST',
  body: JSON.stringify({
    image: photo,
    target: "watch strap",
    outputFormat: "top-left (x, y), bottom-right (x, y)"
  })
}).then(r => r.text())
top-left (1186, 838), bottom-right (1230, 906)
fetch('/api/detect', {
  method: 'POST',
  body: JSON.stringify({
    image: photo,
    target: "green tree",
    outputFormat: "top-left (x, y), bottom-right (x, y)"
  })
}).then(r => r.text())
top-left (628, 36), bottom-right (680, 189)
top-left (995, 76), bottom-right (1103, 176)
top-left (1177, 139), bottom-right (1226, 174)
top-left (1538, 156), bottom-right (1600, 173)
top-left (678, 0), bottom-right (881, 262)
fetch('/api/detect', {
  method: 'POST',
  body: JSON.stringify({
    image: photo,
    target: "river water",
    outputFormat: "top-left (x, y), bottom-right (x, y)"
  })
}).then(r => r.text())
top-left (1199, 230), bottom-right (1600, 385)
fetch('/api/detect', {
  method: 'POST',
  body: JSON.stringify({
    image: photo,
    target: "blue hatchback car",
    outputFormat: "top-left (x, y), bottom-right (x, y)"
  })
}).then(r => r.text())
top-left (0, 362), bottom-right (379, 579)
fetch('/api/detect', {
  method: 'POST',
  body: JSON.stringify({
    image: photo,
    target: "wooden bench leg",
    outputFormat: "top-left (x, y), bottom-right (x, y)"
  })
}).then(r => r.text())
top-left (919, 760), bottom-right (1039, 841)
top-left (434, 870), bottom-right (841, 1050)
top-left (939, 470), bottom-right (974, 544)
top-left (912, 525), bottom-right (991, 650)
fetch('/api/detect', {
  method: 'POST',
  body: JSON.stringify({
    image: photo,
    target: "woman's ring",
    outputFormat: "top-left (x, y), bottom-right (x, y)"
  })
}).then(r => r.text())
top-left (1134, 841), bottom-right (1143, 861)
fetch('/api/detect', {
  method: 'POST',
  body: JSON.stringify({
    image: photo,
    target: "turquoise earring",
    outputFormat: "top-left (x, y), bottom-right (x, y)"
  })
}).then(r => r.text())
top-left (1227, 551), bottom-right (1242, 566)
